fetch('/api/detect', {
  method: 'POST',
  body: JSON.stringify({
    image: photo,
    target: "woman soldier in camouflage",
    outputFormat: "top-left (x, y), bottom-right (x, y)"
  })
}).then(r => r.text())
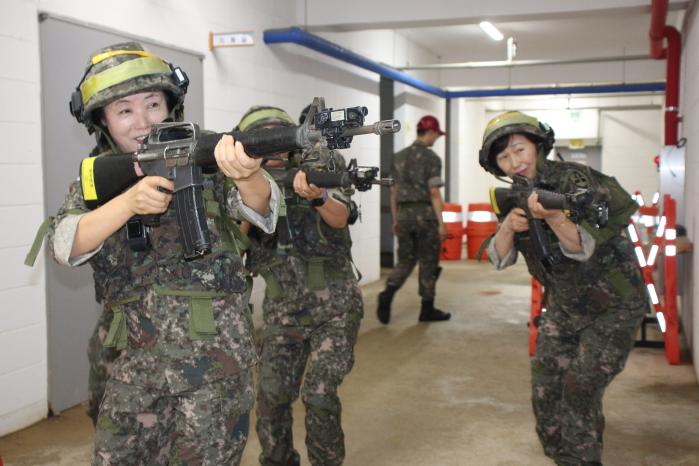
top-left (479, 111), bottom-right (647, 466)
top-left (238, 106), bottom-right (364, 466)
top-left (48, 42), bottom-right (279, 465)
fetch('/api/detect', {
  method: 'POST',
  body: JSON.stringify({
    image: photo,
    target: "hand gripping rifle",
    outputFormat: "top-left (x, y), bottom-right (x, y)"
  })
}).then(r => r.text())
top-left (489, 174), bottom-right (606, 270)
top-left (79, 97), bottom-right (400, 259)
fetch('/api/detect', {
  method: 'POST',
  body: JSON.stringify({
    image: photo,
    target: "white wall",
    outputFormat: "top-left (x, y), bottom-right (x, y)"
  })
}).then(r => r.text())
top-left (600, 109), bottom-right (663, 196)
top-left (0, 0), bottom-right (48, 438)
top-left (0, 0), bottom-right (444, 435)
top-left (680, 0), bottom-right (699, 381)
top-left (451, 99), bottom-right (500, 212)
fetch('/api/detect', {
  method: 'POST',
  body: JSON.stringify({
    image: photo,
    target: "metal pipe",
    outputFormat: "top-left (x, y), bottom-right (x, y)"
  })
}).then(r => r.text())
top-left (398, 54), bottom-right (651, 70)
top-left (650, 0), bottom-right (670, 59)
top-left (446, 82), bottom-right (664, 98)
top-left (264, 27), bottom-right (447, 97)
top-left (649, 0), bottom-right (681, 145)
top-left (663, 26), bottom-right (681, 145)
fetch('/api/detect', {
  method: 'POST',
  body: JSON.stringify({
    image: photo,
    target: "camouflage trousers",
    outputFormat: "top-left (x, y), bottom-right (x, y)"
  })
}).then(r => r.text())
top-left (87, 309), bottom-right (119, 426)
top-left (256, 312), bottom-right (362, 466)
top-left (386, 215), bottom-right (440, 299)
top-left (531, 303), bottom-right (645, 465)
top-left (93, 368), bottom-right (254, 466)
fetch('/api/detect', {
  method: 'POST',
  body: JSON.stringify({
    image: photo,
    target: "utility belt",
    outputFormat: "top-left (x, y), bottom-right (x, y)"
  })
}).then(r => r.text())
top-left (257, 255), bottom-right (360, 300)
top-left (397, 201), bottom-right (431, 208)
top-left (102, 279), bottom-right (252, 351)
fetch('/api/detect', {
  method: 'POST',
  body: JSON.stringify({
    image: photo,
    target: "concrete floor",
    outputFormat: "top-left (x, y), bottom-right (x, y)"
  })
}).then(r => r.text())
top-left (1, 260), bottom-right (698, 465)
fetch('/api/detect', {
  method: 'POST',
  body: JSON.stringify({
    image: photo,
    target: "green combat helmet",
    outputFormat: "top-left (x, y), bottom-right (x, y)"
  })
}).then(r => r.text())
top-left (479, 111), bottom-right (555, 176)
top-left (69, 41), bottom-right (189, 151)
top-left (236, 105), bottom-right (296, 132)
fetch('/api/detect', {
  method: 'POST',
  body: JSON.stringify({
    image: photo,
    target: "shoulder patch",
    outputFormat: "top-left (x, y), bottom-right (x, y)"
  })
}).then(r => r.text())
top-left (567, 169), bottom-right (590, 189)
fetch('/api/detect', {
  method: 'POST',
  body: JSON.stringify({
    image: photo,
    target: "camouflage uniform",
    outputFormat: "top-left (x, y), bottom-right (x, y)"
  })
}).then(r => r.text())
top-left (489, 160), bottom-right (647, 465)
top-left (86, 308), bottom-right (119, 424)
top-left (386, 140), bottom-right (443, 298)
top-left (48, 168), bottom-right (279, 465)
top-left (247, 149), bottom-right (363, 466)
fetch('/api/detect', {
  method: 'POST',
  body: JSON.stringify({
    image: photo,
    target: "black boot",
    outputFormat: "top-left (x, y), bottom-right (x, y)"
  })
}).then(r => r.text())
top-left (419, 299), bottom-right (451, 322)
top-left (377, 286), bottom-right (397, 324)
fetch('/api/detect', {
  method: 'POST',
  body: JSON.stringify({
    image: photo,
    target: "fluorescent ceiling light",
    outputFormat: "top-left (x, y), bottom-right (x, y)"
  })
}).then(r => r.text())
top-left (480, 21), bottom-right (504, 41)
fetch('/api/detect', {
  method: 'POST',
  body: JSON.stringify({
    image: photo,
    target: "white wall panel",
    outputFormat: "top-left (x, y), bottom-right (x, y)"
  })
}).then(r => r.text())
top-left (679, 1), bottom-right (698, 380)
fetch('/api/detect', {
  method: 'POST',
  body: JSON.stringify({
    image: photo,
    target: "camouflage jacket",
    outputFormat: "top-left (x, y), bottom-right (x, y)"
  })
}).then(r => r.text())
top-left (47, 169), bottom-right (277, 393)
top-left (391, 140), bottom-right (443, 222)
top-left (512, 160), bottom-right (647, 324)
top-left (246, 149), bottom-right (361, 324)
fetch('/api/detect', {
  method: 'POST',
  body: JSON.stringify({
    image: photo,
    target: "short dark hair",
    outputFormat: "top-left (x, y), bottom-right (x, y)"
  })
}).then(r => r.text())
top-left (417, 128), bottom-right (428, 137)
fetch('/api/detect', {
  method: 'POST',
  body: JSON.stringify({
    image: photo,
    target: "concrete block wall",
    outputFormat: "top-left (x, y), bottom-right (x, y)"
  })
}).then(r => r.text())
top-left (0, 0), bottom-right (48, 437)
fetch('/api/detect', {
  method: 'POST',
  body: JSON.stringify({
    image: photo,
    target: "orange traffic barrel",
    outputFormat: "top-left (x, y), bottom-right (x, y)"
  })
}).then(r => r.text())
top-left (465, 203), bottom-right (497, 260)
top-left (440, 203), bottom-right (464, 260)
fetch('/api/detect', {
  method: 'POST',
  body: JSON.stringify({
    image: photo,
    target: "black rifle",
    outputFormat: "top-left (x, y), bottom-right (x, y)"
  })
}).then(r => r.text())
top-left (79, 97), bottom-right (400, 259)
top-left (489, 175), bottom-right (605, 270)
top-left (267, 158), bottom-right (393, 193)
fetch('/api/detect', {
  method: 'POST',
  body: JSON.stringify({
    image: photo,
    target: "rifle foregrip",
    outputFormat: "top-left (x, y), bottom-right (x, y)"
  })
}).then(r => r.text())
top-left (280, 169), bottom-right (352, 189)
top-left (235, 126), bottom-right (302, 156)
top-left (304, 170), bottom-right (352, 189)
top-left (536, 189), bottom-right (567, 210)
top-left (193, 127), bottom-right (304, 165)
top-left (174, 183), bottom-right (211, 260)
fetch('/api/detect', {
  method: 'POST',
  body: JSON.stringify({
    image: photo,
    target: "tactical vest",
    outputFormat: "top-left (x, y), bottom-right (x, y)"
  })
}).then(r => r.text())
top-left (27, 169), bottom-right (250, 349)
top-left (513, 161), bottom-right (645, 313)
top-left (246, 153), bottom-right (356, 298)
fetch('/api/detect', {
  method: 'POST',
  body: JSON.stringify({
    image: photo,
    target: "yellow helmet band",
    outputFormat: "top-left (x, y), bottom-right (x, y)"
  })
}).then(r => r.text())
top-left (80, 56), bottom-right (171, 104)
top-left (238, 108), bottom-right (295, 131)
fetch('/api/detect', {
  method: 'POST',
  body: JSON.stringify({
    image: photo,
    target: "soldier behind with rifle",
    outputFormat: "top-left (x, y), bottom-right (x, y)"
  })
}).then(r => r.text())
top-left (240, 106), bottom-right (363, 466)
top-left (480, 111), bottom-right (647, 465)
top-left (31, 42), bottom-right (280, 464)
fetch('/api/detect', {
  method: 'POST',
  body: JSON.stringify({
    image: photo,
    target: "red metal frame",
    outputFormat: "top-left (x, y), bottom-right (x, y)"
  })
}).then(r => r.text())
top-left (528, 195), bottom-right (680, 363)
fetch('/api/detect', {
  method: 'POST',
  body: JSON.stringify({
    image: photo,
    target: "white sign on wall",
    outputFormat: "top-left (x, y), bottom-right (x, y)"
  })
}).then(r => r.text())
top-left (209, 31), bottom-right (254, 49)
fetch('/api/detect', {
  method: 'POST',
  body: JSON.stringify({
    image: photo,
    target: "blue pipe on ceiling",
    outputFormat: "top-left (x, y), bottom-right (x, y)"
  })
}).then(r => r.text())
top-left (264, 26), bottom-right (447, 98)
top-left (447, 82), bottom-right (665, 97)
top-left (263, 27), bottom-right (666, 98)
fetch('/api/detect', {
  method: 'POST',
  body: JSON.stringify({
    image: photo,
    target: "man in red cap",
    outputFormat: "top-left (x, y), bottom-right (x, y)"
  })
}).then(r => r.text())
top-left (377, 115), bottom-right (451, 324)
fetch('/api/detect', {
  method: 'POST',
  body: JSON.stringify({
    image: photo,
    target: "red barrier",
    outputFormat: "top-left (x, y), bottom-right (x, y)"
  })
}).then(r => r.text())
top-left (529, 278), bottom-right (543, 356)
top-left (626, 194), bottom-right (679, 364)
top-left (440, 203), bottom-right (463, 260)
top-left (465, 203), bottom-right (497, 260)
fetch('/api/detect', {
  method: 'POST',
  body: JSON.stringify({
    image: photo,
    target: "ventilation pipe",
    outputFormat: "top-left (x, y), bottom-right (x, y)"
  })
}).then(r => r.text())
top-left (650, 0), bottom-right (681, 145)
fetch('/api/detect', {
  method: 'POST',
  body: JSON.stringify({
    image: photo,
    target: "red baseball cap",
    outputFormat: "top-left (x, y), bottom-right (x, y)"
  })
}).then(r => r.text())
top-left (417, 115), bottom-right (447, 135)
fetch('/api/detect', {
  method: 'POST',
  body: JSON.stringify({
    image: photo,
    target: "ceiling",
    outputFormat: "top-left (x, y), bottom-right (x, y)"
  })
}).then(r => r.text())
top-left (301, 0), bottom-right (690, 92)
top-left (396, 10), bottom-right (686, 64)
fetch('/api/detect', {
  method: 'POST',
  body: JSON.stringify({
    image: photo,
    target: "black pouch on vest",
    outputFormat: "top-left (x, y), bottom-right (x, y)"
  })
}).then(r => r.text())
top-left (126, 218), bottom-right (151, 252)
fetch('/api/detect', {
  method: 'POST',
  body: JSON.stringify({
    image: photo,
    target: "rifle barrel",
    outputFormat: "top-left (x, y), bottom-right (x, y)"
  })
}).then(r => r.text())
top-left (342, 120), bottom-right (401, 137)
